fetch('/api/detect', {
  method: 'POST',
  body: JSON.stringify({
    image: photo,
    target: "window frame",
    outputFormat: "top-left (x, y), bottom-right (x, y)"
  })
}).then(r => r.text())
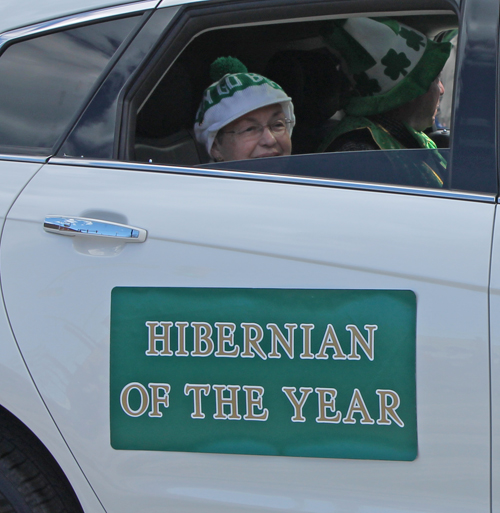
top-left (118, 0), bottom-right (459, 160)
top-left (0, 1), bottom-right (156, 159)
top-left (54, 0), bottom-right (499, 197)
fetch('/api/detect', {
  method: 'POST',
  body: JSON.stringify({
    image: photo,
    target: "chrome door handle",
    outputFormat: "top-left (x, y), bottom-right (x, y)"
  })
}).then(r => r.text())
top-left (43, 216), bottom-right (147, 242)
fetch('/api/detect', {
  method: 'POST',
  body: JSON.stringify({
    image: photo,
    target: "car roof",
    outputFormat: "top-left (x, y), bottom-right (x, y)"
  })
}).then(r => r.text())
top-left (0, 0), bottom-right (203, 35)
top-left (0, 0), bottom-right (458, 37)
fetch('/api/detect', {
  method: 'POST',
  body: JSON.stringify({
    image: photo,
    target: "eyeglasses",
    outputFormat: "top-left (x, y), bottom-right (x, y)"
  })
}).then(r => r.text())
top-left (221, 118), bottom-right (292, 142)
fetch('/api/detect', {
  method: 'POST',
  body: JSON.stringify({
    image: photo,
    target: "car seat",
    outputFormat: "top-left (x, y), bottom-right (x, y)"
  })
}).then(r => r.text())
top-left (134, 60), bottom-right (210, 165)
top-left (264, 49), bottom-right (348, 154)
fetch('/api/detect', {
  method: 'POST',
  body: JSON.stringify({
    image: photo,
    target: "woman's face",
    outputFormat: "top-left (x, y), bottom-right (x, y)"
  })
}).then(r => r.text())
top-left (211, 104), bottom-right (292, 162)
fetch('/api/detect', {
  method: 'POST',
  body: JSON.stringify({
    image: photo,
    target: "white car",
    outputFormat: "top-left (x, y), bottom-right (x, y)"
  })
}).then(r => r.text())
top-left (0, 0), bottom-right (498, 511)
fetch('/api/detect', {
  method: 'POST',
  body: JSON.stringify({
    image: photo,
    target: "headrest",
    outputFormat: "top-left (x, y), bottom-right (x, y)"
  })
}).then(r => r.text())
top-left (136, 61), bottom-right (193, 138)
top-left (265, 49), bottom-right (347, 125)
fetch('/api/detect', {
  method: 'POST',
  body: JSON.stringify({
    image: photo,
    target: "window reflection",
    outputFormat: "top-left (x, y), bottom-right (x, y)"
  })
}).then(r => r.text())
top-left (200, 148), bottom-right (450, 190)
top-left (0, 16), bottom-right (139, 154)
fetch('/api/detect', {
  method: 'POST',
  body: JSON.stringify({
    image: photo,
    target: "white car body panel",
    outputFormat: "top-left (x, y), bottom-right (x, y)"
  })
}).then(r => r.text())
top-left (0, 296), bottom-right (106, 513)
top-left (0, 0), bottom-right (208, 35)
top-left (0, 160), bottom-right (40, 220)
top-left (0, 161), bottom-right (493, 512)
top-left (490, 209), bottom-right (500, 513)
top-left (0, 160), bottom-right (106, 513)
top-left (0, 0), bottom-right (155, 34)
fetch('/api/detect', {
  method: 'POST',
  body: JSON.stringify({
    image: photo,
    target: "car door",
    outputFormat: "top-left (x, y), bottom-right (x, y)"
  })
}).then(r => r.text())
top-left (0, 161), bottom-right (494, 512)
top-left (0, 0), bottom-right (497, 511)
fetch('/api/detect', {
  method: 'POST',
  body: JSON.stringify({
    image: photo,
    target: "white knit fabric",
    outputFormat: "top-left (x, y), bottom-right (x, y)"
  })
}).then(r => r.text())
top-left (343, 18), bottom-right (426, 94)
top-left (194, 73), bottom-right (295, 155)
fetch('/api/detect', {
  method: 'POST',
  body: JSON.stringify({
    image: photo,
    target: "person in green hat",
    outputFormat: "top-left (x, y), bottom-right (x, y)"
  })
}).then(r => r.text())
top-left (194, 57), bottom-right (295, 162)
top-left (319, 18), bottom-right (452, 188)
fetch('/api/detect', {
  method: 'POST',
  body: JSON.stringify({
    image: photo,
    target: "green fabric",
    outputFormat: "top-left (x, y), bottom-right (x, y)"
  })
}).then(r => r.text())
top-left (404, 123), bottom-right (438, 150)
top-left (347, 38), bottom-right (452, 116)
top-left (322, 20), bottom-right (376, 76)
top-left (440, 29), bottom-right (458, 43)
top-left (376, 18), bottom-right (401, 35)
top-left (322, 17), bottom-right (452, 116)
top-left (210, 57), bottom-right (248, 81)
top-left (318, 115), bottom-right (446, 188)
top-left (318, 115), bottom-right (404, 151)
top-left (195, 73), bottom-right (284, 124)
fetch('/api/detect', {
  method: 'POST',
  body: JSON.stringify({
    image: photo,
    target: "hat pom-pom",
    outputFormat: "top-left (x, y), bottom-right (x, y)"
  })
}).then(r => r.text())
top-left (210, 56), bottom-right (248, 81)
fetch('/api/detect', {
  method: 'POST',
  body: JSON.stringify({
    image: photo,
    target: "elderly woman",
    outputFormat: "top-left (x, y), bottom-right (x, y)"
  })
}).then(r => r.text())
top-left (194, 57), bottom-right (295, 162)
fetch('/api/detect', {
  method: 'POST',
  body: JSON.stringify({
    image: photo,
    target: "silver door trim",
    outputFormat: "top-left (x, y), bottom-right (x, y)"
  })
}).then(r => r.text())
top-left (48, 157), bottom-right (496, 203)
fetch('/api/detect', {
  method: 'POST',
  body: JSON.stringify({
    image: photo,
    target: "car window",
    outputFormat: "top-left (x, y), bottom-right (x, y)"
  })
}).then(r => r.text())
top-left (55, 3), bottom-right (497, 194)
top-left (124, 10), bottom-right (458, 192)
top-left (0, 14), bottom-right (141, 156)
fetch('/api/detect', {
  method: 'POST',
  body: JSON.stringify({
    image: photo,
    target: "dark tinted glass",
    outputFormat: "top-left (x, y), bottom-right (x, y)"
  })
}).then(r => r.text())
top-left (0, 15), bottom-right (140, 155)
top-left (58, 8), bottom-right (177, 160)
top-left (200, 148), bottom-right (452, 190)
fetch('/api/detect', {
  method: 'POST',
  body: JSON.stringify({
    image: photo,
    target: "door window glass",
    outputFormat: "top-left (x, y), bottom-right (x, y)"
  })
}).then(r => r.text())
top-left (129, 12), bottom-right (458, 191)
top-left (0, 15), bottom-right (140, 156)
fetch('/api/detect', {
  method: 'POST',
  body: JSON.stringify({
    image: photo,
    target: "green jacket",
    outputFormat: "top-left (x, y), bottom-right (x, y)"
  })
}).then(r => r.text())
top-left (319, 115), bottom-right (446, 188)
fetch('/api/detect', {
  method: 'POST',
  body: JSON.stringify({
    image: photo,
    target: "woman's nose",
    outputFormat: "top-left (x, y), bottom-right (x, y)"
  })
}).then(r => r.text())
top-left (439, 80), bottom-right (445, 95)
top-left (259, 125), bottom-right (277, 144)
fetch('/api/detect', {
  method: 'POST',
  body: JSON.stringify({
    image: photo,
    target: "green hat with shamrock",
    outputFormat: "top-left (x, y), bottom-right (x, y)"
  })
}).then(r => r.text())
top-left (323, 17), bottom-right (452, 116)
top-left (194, 57), bottom-right (295, 155)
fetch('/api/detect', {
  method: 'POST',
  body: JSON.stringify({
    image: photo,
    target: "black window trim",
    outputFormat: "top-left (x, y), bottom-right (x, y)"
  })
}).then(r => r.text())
top-left (57, 6), bottom-right (180, 161)
top-left (55, 0), bottom-right (500, 197)
top-left (118, 0), bottom-right (460, 161)
top-left (0, 0), bottom-right (159, 160)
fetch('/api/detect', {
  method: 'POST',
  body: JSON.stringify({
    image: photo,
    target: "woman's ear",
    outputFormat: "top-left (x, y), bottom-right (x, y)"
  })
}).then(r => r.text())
top-left (210, 139), bottom-right (224, 162)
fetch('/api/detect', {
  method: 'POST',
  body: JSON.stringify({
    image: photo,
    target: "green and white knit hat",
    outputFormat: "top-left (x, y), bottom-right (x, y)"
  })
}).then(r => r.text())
top-left (194, 57), bottom-right (295, 155)
top-left (323, 18), bottom-right (452, 116)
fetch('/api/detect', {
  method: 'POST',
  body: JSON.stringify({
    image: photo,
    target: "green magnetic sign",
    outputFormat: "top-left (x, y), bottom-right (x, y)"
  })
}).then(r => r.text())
top-left (110, 288), bottom-right (417, 461)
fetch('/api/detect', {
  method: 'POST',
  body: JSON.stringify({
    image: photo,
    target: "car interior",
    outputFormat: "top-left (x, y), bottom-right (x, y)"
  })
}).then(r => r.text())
top-left (131, 13), bottom-right (458, 169)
